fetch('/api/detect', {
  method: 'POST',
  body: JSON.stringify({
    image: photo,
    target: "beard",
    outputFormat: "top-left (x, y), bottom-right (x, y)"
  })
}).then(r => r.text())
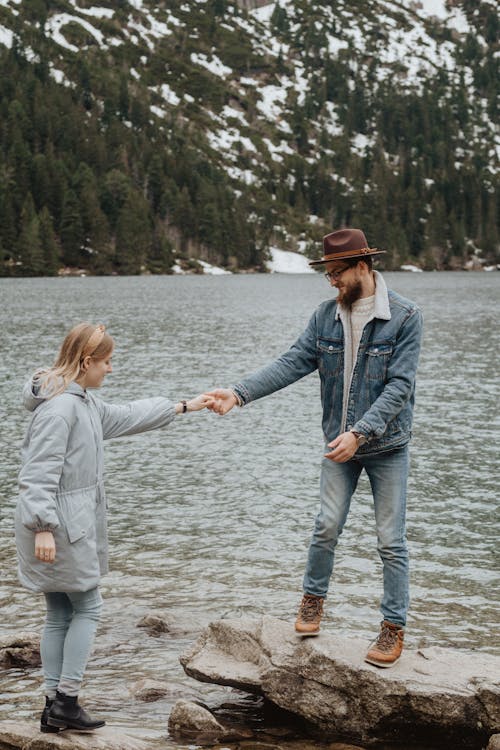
top-left (336, 279), bottom-right (363, 309)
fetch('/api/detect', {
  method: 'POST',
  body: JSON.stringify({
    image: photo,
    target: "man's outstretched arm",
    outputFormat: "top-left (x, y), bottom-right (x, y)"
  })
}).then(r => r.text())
top-left (205, 310), bottom-right (320, 415)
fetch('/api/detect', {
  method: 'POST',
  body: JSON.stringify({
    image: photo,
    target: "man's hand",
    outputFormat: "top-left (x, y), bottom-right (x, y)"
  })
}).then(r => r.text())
top-left (204, 389), bottom-right (238, 415)
top-left (35, 531), bottom-right (56, 563)
top-left (324, 432), bottom-right (358, 463)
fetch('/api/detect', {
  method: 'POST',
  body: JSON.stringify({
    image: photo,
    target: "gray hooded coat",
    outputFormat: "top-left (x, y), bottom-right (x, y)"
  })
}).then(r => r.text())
top-left (16, 380), bottom-right (176, 593)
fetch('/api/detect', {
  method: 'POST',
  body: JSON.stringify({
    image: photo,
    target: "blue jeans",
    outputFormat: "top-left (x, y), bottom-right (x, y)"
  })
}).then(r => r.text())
top-left (303, 446), bottom-right (410, 626)
top-left (41, 587), bottom-right (102, 698)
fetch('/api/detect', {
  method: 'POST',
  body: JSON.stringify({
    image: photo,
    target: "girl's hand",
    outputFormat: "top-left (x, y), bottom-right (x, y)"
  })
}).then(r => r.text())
top-left (35, 531), bottom-right (56, 563)
top-left (186, 394), bottom-right (215, 412)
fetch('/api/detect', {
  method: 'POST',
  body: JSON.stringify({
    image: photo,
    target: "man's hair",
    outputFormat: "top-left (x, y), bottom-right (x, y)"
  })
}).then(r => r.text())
top-left (349, 256), bottom-right (373, 271)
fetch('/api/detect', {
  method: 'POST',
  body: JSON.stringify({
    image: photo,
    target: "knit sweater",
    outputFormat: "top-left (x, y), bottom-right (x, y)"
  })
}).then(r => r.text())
top-left (338, 292), bottom-right (376, 432)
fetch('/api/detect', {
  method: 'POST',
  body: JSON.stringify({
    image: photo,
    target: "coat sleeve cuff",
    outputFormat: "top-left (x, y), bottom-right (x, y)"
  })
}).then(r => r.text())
top-left (232, 384), bottom-right (250, 405)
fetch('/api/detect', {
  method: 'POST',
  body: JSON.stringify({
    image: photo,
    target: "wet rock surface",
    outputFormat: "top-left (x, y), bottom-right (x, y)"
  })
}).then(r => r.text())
top-left (180, 616), bottom-right (500, 747)
top-left (136, 614), bottom-right (170, 637)
top-left (128, 677), bottom-right (170, 702)
top-left (0, 721), bottom-right (149, 749)
top-left (0, 633), bottom-right (41, 668)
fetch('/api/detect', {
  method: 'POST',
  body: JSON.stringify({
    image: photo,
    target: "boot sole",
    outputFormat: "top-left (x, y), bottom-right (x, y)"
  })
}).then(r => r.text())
top-left (364, 655), bottom-right (400, 668)
top-left (295, 629), bottom-right (320, 637)
top-left (40, 725), bottom-right (63, 733)
top-left (47, 718), bottom-right (105, 731)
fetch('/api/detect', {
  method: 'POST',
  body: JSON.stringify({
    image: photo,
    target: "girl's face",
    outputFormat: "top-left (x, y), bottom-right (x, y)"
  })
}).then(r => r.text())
top-left (80, 351), bottom-right (113, 389)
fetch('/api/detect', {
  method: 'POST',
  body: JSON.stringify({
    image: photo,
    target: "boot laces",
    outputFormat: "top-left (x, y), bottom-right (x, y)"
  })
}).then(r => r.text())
top-left (375, 623), bottom-right (399, 652)
top-left (299, 596), bottom-right (322, 622)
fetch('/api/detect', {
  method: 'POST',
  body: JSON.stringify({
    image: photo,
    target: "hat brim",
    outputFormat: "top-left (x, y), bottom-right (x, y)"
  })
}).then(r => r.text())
top-left (308, 249), bottom-right (387, 266)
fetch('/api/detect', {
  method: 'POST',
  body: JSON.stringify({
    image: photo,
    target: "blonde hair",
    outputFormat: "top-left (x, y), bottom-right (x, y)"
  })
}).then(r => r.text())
top-left (35, 323), bottom-right (114, 398)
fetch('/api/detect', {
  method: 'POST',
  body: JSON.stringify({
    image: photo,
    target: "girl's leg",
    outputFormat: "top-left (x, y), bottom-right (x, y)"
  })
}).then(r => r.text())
top-left (41, 593), bottom-right (73, 700)
top-left (57, 587), bottom-right (103, 696)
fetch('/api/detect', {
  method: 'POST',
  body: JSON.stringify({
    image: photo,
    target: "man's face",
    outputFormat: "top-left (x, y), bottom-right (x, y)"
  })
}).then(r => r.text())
top-left (325, 261), bottom-right (362, 308)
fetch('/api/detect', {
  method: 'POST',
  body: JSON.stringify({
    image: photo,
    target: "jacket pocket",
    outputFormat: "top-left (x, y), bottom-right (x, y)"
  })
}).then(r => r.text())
top-left (317, 337), bottom-right (343, 376)
top-left (366, 343), bottom-right (392, 381)
top-left (56, 487), bottom-right (97, 544)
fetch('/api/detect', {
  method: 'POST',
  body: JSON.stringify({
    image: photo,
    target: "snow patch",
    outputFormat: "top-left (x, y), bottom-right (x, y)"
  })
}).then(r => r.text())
top-left (0, 24), bottom-right (13, 48)
top-left (198, 260), bottom-right (231, 275)
top-left (400, 264), bottom-right (423, 272)
top-left (76, 6), bottom-right (114, 19)
top-left (190, 52), bottom-right (232, 77)
top-left (266, 247), bottom-right (315, 274)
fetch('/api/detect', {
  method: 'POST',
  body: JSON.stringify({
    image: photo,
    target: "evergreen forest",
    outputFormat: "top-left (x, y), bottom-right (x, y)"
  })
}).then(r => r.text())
top-left (0, 0), bottom-right (498, 275)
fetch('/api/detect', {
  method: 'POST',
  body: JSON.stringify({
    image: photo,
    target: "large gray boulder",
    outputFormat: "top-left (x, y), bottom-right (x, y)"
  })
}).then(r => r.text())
top-left (180, 616), bottom-right (500, 747)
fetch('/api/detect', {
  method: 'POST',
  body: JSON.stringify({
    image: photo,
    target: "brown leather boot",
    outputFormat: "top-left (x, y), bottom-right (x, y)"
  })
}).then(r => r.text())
top-left (295, 594), bottom-right (324, 636)
top-left (365, 620), bottom-right (404, 667)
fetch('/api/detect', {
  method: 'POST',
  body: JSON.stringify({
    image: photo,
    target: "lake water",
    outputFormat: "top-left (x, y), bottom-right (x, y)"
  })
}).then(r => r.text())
top-left (0, 272), bottom-right (499, 749)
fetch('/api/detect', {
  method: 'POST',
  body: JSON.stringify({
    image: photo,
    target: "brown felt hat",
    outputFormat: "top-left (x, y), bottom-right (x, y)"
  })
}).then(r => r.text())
top-left (309, 228), bottom-right (386, 266)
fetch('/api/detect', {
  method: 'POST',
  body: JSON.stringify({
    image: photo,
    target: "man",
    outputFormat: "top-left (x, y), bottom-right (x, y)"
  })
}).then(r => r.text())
top-left (207, 228), bottom-right (423, 668)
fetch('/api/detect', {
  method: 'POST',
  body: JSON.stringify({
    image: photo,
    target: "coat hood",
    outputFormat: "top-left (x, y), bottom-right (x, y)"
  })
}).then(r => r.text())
top-left (23, 376), bottom-right (86, 412)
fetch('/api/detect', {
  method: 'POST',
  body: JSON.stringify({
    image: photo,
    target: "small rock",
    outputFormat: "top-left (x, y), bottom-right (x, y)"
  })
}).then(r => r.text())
top-left (168, 699), bottom-right (227, 739)
top-left (487, 735), bottom-right (500, 750)
top-left (128, 677), bottom-right (170, 702)
top-left (136, 614), bottom-right (170, 636)
top-left (0, 632), bottom-right (41, 668)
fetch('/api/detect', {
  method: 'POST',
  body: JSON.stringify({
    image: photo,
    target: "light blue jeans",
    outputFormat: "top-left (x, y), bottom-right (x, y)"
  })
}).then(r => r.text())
top-left (303, 446), bottom-right (410, 626)
top-left (41, 587), bottom-right (102, 698)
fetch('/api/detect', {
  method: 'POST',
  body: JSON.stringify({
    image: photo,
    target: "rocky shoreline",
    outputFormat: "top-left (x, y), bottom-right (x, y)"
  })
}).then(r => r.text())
top-left (1, 619), bottom-right (499, 750)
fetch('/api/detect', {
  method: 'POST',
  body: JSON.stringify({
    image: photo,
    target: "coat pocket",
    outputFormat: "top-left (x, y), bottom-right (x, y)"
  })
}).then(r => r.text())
top-left (56, 487), bottom-right (97, 544)
top-left (366, 343), bottom-right (392, 381)
top-left (317, 337), bottom-right (343, 376)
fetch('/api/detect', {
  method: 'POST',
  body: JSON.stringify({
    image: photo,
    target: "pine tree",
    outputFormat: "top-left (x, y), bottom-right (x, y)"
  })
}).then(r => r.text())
top-left (60, 189), bottom-right (84, 267)
top-left (115, 190), bottom-right (152, 274)
top-left (39, 206), bottom-right (59, 275)
top-left (17, 193), bottom-right (44, 275)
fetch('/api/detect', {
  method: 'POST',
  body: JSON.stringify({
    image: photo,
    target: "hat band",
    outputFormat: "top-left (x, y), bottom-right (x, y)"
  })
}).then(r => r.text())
top-left (323, 247), bottom-right (376, 260)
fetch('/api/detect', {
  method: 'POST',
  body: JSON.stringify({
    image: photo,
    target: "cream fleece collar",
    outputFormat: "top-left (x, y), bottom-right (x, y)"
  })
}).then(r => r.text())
top-left (335, 271), bottom-right (391, 321)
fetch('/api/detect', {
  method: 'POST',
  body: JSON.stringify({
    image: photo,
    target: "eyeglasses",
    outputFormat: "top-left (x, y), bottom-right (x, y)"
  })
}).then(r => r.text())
top-left (324, 265), bottom-right (350, 282)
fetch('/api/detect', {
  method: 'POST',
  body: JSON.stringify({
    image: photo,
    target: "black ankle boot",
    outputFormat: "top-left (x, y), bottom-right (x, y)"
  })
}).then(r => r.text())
top-left (40, 696), bottom-right (63, 733)
top-left (47, 690), bottom-right (105, 731)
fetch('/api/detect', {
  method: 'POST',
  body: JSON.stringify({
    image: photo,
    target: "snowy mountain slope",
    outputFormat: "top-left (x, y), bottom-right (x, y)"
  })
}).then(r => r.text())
top-left (0, 0), bottom-right (497, 274)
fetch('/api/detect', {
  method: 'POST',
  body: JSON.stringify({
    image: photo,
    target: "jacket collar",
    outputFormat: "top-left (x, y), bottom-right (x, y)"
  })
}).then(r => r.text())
top-left (66, 382), bottom-right (88, 400)
top-left (335, 271), bottom-right (391, 321)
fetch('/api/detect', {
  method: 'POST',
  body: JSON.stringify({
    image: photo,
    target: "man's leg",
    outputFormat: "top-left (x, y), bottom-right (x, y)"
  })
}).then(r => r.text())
top-left (297, 456), bottom-right (362, 634)
top-left (363, 446), bottom-right (409, 666)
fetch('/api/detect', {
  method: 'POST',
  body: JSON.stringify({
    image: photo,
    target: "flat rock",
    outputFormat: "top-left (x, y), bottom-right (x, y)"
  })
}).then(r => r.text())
top-left (180, 616), bottom-right (500, 747)
top-left (0, 632), bottom-right (41, 668)
top-left (0, 721), bottom-right (149, 750)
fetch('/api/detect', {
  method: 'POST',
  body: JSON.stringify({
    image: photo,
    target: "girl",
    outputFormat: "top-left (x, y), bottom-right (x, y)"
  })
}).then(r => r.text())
top-left (15, 323), bottom-right (212, 733)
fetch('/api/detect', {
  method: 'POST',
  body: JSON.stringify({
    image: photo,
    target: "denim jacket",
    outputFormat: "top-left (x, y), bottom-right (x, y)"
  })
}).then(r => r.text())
top-left (234, 273), bottom-right (423, 455)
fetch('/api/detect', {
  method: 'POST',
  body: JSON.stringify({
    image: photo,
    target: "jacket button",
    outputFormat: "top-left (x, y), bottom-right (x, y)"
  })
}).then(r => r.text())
top-left (328, 345), bottom-right (333, 351)
top-left (373, 348), bottom-right (378, 353)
